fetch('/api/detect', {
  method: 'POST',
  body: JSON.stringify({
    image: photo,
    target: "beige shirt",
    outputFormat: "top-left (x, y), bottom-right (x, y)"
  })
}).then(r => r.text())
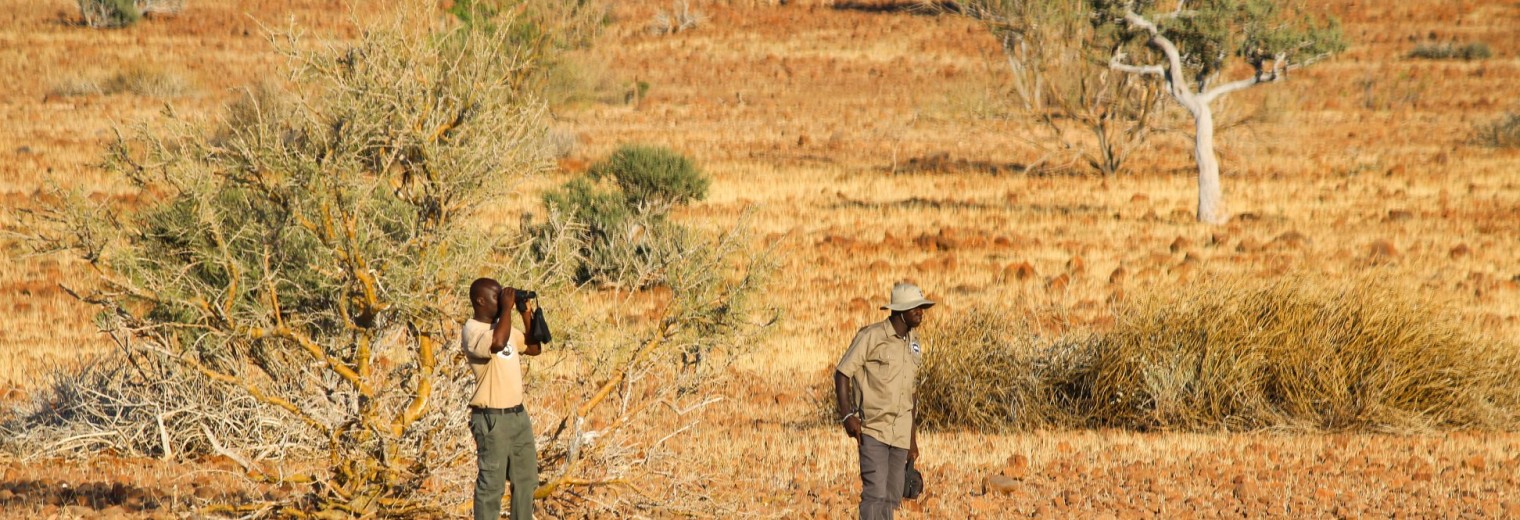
top-left (836, 319), bottom-right (922, 449)
top-left (461, 318), bottom-right (526, 409)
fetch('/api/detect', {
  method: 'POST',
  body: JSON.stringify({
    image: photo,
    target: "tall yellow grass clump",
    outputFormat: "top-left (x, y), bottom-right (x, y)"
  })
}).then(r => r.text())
top-left (914, 276), bottom-right (1520, 433)
top-left (914, 310), bottom-right (1093, 432)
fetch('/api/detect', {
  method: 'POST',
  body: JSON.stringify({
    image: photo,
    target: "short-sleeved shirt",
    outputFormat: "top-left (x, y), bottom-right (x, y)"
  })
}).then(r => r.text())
top-left (461, 318), bottom-right (527, 409)
top-left (835, 319), bottom-right (922, 449)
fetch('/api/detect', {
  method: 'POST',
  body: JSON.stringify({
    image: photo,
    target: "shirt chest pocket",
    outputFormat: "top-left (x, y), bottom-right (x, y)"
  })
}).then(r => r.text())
top-left (865, 343), bottom-right (907, 388)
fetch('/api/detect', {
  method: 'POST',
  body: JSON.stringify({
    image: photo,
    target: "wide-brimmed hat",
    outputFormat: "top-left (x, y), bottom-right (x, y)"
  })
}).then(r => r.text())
top-left (880, 282), bottom-right (935, 312)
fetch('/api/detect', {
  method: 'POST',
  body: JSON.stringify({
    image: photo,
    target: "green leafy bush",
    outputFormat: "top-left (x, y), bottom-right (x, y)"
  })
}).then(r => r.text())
top-left (77, 0), bottom-right (140, 28)
top-left (76, 0), bottom-right (184, 29)
top-left (588, 144), bottom-right (709, 210)
top-left (541, 144), bottom-right (709, 287)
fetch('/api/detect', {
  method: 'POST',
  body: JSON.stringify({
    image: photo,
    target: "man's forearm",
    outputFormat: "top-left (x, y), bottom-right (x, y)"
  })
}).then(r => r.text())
top-left (833, 371), bottom-right (854, 416)
top-left (490, 291), bottom-right (516, 349)
top-left (911, 395), bottom-right (918, 448)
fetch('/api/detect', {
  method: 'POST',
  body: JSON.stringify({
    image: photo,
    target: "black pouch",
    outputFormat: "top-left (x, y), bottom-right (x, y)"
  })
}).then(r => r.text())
top-left (904, 459), bottom-right (924, 499)
top-left (529, 307), bottom-right (552, 344)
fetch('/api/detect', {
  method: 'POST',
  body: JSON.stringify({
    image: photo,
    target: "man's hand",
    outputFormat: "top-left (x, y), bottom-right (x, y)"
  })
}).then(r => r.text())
top-left (518, 296), bottom-right (542, 356)
top-left (842, 415), bottom-right (862, 440)
top-left (908, 443), bottom-right (919, 464)
top-left (497, 287), bottom-right (517, 318)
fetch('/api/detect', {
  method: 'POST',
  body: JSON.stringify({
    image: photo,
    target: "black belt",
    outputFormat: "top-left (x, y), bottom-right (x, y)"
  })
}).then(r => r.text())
top-left (471, 404), bottom-right (524, 414)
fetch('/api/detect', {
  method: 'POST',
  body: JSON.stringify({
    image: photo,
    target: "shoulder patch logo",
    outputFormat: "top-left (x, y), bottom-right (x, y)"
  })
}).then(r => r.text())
top-left (910, 340), bottom-right (921, 355)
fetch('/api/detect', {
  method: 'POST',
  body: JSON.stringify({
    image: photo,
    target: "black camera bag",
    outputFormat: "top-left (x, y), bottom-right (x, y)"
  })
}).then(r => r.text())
top-left (529, 307), bottom-right (552, 344)
top-left (904, 459), bottom-right (924, 499)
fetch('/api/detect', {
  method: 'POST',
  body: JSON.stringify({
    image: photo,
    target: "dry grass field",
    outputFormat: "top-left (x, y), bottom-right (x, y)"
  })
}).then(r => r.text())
top-left (3, 0), bottom-right (1519, 517)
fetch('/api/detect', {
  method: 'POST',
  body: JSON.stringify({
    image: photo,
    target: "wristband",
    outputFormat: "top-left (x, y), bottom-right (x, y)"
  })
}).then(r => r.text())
top-left (839, 410), bottom-right (858, 423)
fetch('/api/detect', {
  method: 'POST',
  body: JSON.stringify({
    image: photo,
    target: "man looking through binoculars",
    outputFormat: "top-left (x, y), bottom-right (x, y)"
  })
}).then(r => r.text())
top-left (462, 278), bottom-right (543, 520)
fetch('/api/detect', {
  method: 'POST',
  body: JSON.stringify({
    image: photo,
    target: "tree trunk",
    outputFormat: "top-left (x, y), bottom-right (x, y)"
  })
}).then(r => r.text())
top-left (1191, 103), bottom-right (1226, 224)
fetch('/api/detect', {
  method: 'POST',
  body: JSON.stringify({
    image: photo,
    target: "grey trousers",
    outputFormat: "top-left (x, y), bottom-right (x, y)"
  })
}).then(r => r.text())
top-left (471, 410), bottom-right (539, 520)
top-left (858, 433), bottom-right (907, 520)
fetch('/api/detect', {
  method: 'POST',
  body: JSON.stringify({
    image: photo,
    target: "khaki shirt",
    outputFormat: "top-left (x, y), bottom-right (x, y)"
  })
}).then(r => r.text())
top-left (836, 319), bottom-right (922, 449)
top-left (461, 318), bottom-right (527, 409)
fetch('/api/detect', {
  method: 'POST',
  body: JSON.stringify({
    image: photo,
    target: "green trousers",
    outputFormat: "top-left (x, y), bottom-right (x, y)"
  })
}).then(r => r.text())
top-left (471, 409), bottom-right (538, 520)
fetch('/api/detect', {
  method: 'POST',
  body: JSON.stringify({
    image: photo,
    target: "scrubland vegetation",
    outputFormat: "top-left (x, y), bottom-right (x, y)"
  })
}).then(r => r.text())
top-left (1, 0), bottom-right (1518, 517)
top-left (917, 276), bottom-right (1520, 433)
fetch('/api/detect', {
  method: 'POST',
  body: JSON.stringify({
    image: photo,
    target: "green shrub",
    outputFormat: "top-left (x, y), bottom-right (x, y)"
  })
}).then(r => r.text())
top-left (903, 276), bottom-right (1520, 433)
top-left (77, 0), bottom-right (140, 28)
top-left (588, 144), bottom-right (709, 210)
top-left (1475, 112), bottom-right (1520, 148)
top-left (544, 176), bottom-right (631, 238)
top-left (540, 145), bottom-right (709, 287)
top-left (1409, 42), bottom-right (1492, 61)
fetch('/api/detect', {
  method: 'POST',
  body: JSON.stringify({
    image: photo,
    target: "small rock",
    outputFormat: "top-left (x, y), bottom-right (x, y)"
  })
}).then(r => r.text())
top-left (1270, 230), bottom-right (1311, 249)
top-left (1067, 256), bottom-right (1086, 275)
top-left (1046, 273), bottom-right (1071, 292)
top-left (1108, 266), bottom-right (1127, 285)
top-left (984, 474), bottom-right (1021, 495)
top-left (1001, 454), bottom-right (1030, 480)
top-left (1450, 244), bottom-right (1470, 259)
top-left (1368, 239), bottom-right (1399, 259)
top-left (1169, 236), bottom-right (1192, 253)
top-left (1005, 262), bottom-right (1037, 281)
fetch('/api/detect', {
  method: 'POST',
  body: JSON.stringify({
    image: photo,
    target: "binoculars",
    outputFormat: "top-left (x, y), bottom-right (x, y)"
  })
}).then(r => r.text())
top-left (505, 287), bottom-right (537, 312)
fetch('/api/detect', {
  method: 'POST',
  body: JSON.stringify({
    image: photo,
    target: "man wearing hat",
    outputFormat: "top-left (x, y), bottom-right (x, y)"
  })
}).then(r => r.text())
top-left (834, 282), bottom-right (933, 519)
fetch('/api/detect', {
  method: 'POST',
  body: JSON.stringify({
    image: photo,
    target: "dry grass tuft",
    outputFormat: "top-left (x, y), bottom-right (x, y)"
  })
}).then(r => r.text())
top-left (1474, 112), bottom-right (1520, 149)
top-left (915, 309), bottom-right (1093, 431)
top-left (1407, 41), bottom-right (1493, 61)
top-left (1090, 276), bottom-right (1520, 432)
top-left (913, 276), bottom-right (1520, 433)
top-left (49, 67), bottom-right (191, 98)
top-left (101, 67), bottom-right (191, 97)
